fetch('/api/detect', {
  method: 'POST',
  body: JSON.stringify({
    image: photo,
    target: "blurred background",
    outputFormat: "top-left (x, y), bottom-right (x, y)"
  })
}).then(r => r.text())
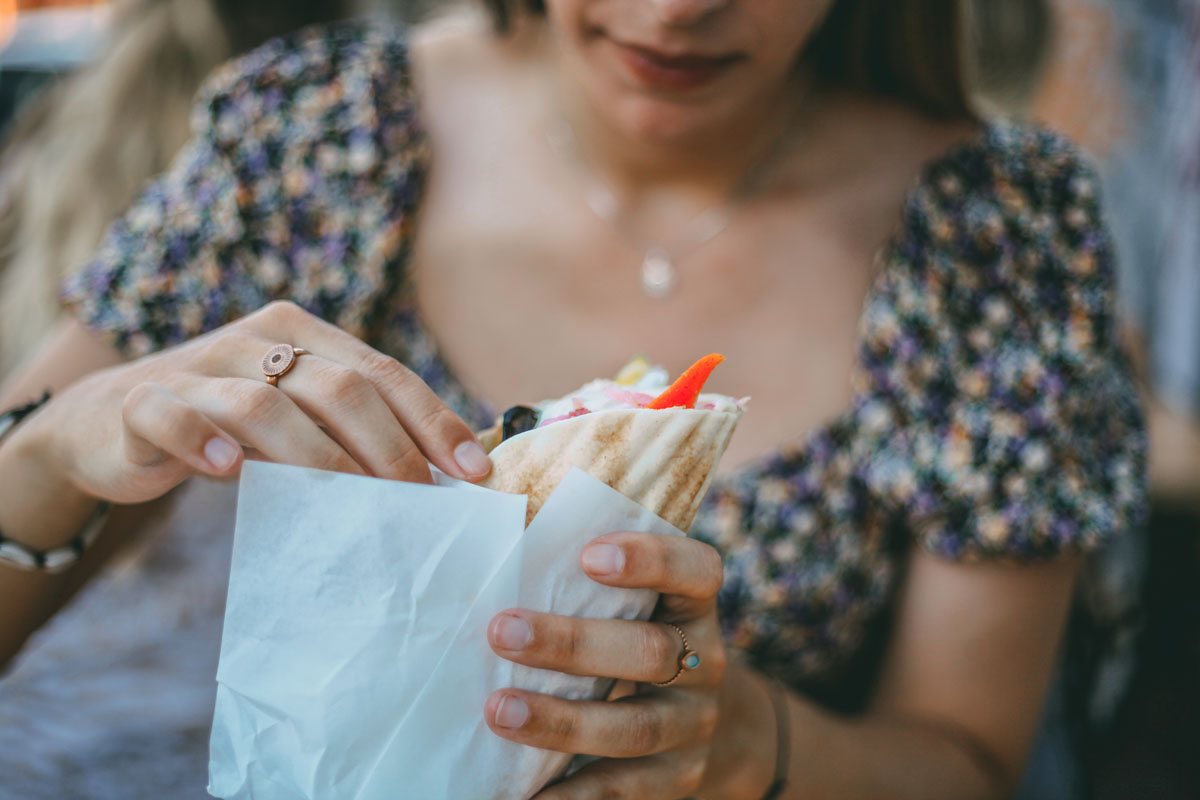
top-left (0, 0), bottom-right (1196, 797)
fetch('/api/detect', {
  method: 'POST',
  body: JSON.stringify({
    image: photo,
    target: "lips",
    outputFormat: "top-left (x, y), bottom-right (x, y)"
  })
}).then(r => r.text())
top-left (609, 40), bottom-right (743, 92)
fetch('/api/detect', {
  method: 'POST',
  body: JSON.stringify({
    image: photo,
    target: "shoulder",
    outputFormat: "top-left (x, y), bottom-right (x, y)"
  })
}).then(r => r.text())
top-left (883, 122), bottom-right (1117, 368)
top-left (857, 124), bottom-right (1147, 560)
top-left (925, 122), bottom-right (1094, 195)
top-left (193, 20), bottom-right (422, 161)
top-left (905, 122), bottom-right (1106, 275)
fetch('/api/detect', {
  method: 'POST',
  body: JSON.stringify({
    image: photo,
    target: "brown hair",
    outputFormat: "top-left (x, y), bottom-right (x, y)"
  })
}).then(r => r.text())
top-left (480, 0), bottom-right (1052, 121)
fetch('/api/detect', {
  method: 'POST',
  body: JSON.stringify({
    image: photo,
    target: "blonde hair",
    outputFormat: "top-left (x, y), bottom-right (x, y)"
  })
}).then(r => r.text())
top-left (0, 0), bottom-right (350, 378)
top-left (0, 0), bottom-right (230, 377)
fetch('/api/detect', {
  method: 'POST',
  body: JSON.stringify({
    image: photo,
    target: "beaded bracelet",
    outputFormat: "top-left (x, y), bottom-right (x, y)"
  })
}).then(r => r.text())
top-left (0, 390), bottom-right (111, 573)
top-left (0, 503), bottom-right (111, 573)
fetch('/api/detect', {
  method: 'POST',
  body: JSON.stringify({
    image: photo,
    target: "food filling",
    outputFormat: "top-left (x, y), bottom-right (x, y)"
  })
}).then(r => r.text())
top-left (495, 354), bottom-right (746, 444)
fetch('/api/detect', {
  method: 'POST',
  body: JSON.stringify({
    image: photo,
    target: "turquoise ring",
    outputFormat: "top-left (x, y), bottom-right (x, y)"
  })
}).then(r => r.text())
top-left (652, 623), bottom-right (701, 687)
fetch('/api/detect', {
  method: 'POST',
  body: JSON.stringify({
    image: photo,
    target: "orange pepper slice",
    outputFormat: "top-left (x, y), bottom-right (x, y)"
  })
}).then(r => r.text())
top-left (646, 353), bottom-right (726, 410)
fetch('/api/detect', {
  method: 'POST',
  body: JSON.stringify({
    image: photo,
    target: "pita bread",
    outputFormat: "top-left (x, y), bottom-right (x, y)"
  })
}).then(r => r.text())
top-left (481, 406), bottom-right (742, 529)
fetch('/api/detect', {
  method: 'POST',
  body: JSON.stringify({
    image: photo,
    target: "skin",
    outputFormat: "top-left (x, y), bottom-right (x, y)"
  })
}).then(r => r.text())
top-left (0, 0), bottom-right (1082, 797)
top-left (413, 2), bottom-right (1077, 797)
top-left (0, 306), bottom-right (493, 661)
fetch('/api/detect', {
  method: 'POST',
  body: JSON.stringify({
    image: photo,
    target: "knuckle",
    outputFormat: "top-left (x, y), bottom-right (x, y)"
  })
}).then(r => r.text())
top-left (548, 706), bottom-right (578, 747)
top-left (415, 402), bottom-right (465, 439)
top-left (260, 300), bottom-right (304, 324)
top-left (197, 331), bottom-right (257, 372)
top-left (651, 538), bottom-right (678, 586)
top-left (121, 382), bottom-right (158, 422)
top-left (695, 699), bottom-right (720, 741)
top-left (699, 546), bottom-right (724, 598)
top-left (197, 334), bottom-right (231, 368)
top-left (627, 537), bottom-right (671, 587)
top-left (359, 349), bottom-right (408, 386)
top-left (554, 619), bottom-right (585, 666)
top-left (323, 365), bottom-right (372, 408)
top-left (314, 446), bottom-right (359, 476)
top-left (704, 645), bottom-right (729, 686)
top-left (162, 401), bottom-right (203, 441)
top-left (377, 438), bottom-right (424, 478)
top-left (230, 381), bottom-right (283, 426)
top-left (626, 705), bottom-right (664, 753)
top-left (307, 443), bottom-right (357, 474)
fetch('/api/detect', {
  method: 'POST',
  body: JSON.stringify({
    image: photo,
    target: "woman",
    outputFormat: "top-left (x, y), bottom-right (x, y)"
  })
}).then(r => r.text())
top-left (0, 1), bottom-right (1145, 798)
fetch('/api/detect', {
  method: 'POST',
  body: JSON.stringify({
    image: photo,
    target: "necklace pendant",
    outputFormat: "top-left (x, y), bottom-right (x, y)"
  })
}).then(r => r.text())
top-left (641, 248), bottom-right (676, 299)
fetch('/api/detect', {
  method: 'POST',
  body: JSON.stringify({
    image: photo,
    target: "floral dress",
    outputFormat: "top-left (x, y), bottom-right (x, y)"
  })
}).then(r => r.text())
top-left (60, 19), bottom-right (1145, 732)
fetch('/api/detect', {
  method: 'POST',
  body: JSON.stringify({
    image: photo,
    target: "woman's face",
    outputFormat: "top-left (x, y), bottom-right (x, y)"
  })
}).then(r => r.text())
top-left (543, 0), bottom-right (836, 145)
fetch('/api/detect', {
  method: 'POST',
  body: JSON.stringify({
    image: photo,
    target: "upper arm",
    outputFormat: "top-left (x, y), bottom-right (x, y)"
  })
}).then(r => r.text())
top-left (853, 129), bottom-right (1150, 787)
top-left (871, 547), bottom-right (1080, 786)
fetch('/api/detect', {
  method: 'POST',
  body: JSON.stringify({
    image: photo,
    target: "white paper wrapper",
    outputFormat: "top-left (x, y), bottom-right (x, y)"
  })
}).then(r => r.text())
top-left (208, 461), bottom-right (682, 800)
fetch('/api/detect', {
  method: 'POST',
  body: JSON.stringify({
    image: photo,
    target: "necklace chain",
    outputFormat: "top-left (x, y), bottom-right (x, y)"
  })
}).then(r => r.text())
top-left (546, 87), bottom-right (807, 300)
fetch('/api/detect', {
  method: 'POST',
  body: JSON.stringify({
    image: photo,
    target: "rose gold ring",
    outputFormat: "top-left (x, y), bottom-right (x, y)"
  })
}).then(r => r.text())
top-left (261, 344), bottom-right (309, 387)
top-left (652, 622), bottom-right (702, 687)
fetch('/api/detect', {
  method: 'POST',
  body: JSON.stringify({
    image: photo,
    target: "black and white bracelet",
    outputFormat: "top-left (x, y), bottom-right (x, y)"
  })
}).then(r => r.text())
top-left (0, 389), bottom-right (52, 440)
top-left (0, 502), bottom-right (111, 573)
top-left (0, 390), bottom-right (111, 573)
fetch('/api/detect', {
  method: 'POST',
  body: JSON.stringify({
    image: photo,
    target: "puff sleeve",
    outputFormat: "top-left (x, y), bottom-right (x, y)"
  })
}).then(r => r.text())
top-left (857, 125), bottom-right (1148, 561)
top-left (60, 22), bottom-right (428, 357)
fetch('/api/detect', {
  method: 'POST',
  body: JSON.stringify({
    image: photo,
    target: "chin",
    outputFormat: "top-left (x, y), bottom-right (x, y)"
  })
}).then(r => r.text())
top-left (615, 102), bottom-right (716, 146)
top-left (598, 82), bottom-right (740, 147)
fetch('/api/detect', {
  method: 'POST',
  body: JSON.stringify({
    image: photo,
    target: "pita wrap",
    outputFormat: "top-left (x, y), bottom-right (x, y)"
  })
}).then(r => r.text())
top-left (479, 355), bottom-right (745, 528)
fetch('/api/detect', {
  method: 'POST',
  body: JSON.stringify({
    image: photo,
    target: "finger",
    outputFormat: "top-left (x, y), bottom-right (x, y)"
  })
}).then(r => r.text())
top-left (188, 331), bottom-right (425, 480)
top-left (261, 354), bottom-right (431, 483)
top-left (534, 751), bottom-right (707, 800)
top-left (177, 376), bottom-right (366, 476)
top-left (121, 381), bottom-right (243, 477)
top-left (240, 301), bottom-right (492, 481)
top-left (484, 689), bottom-right (717, 759)
top-left (488, 611), bottom-right (724, 687)
top-left (580, 533), bottom-right (724, 618)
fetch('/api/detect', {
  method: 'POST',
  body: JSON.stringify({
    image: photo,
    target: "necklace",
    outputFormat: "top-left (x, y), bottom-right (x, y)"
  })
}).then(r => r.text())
top-left (545, 90), bottom-right (806, 300)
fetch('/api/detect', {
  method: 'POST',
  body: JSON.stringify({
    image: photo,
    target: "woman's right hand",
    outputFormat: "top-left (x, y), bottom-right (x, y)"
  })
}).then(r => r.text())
top-left (23, 301), bottom-right (492, 507)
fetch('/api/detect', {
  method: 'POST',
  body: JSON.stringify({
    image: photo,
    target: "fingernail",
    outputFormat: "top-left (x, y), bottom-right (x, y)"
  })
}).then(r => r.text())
top-left (204, 438), bottom-right (238, 470)
top-left (582, 543), bottom-right (624, 576)
top-left (454, 440), bottom-right (492, 478)
top-left (493, 614), bottom-right (532, 650)
top-left (495, 695), bottom-right (529, 729)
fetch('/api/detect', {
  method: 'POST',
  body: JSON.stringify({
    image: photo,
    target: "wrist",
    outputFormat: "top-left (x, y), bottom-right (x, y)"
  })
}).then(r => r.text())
top-left (0, 398), bottom-right (98, 548)
top-left (710, 661), bottom-right (781, 798)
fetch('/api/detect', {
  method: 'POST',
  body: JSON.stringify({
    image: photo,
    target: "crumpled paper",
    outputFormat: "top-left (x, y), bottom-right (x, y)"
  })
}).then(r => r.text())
top-left (208, 460), bottom-right (682, 800)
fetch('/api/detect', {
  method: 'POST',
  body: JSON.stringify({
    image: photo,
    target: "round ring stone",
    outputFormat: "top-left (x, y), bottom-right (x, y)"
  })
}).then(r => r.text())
top-left (262, 344), bottom-right (298, 377)
top-left (683, 651), bottom-right (701, 670)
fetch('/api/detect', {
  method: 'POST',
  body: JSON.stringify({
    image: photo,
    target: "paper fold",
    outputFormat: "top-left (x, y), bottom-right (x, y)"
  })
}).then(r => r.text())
top-left (209, 462), bottom-right (682, 800)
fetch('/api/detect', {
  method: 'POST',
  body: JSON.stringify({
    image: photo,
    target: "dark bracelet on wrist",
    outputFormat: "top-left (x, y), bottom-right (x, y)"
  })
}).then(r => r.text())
top-left (0, 389), bottom-right (111, 573)
top-left (760, 678), bottom-right (791, 800)
top-left (0, 389), bottom-right (52, 440)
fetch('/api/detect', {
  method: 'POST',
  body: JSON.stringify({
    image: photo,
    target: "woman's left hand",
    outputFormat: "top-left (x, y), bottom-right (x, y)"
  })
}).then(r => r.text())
top-left (485, 531), bottom-right (728, 799)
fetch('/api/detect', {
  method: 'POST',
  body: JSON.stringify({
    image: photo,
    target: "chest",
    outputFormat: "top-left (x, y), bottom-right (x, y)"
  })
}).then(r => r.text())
top-left (407, 132), bottom-right (897, 470)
